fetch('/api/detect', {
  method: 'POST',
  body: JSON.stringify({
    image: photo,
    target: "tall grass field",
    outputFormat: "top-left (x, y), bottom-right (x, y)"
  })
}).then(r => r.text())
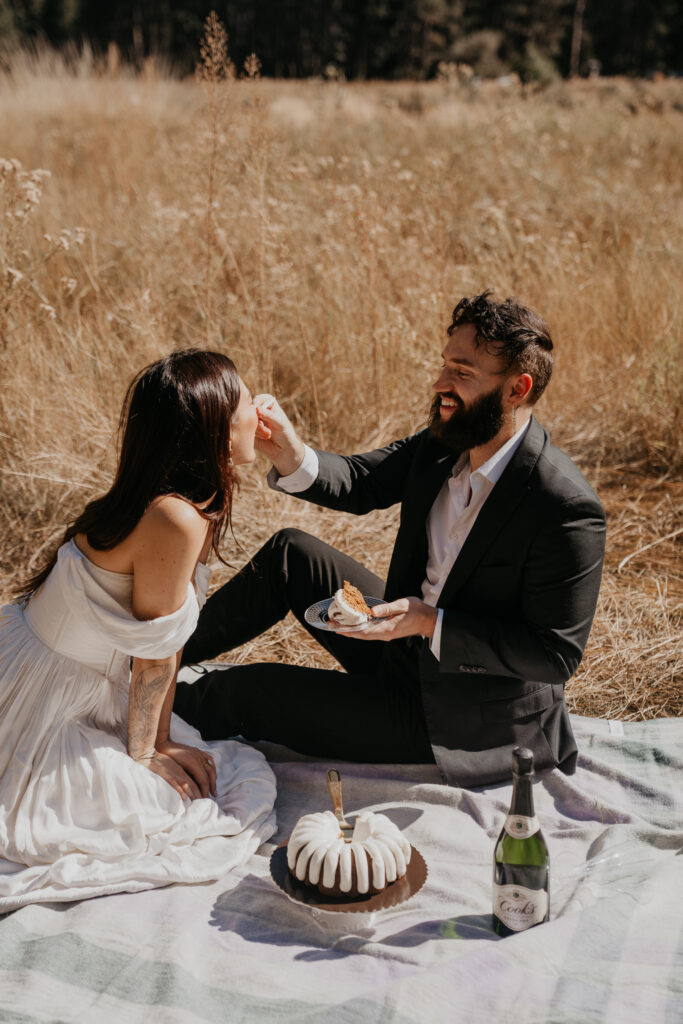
top-left (1, 39), bottom-right (681, 722)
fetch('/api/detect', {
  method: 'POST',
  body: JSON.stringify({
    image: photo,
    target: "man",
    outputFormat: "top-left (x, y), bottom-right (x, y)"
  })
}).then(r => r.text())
top-left (174, 291), bottom-right (606, 787)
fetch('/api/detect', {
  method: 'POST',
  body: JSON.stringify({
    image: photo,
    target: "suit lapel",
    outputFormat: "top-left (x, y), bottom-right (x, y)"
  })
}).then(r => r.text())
top-left (387, 445), bottom-right (458, 599)
top-left (412, 450), bottom-right (460, 525)
top-left (437, 417), bottom-right (547, 604)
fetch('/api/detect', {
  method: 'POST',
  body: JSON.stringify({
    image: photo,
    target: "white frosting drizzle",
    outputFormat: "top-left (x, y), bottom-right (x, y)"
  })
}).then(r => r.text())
top-left (287, 810), bottom-right (411, 894)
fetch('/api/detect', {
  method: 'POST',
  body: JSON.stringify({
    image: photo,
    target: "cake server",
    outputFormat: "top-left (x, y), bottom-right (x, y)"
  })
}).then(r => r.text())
top-left (326, 768), bottom-right (354, 832)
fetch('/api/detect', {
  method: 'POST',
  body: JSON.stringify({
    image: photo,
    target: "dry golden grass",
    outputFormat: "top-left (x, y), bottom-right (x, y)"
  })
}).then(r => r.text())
top-left (0, 50), bottom-right (681, 721)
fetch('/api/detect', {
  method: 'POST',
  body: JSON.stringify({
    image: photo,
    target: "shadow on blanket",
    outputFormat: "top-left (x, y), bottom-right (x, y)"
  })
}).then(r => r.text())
top-left (210, 859), bottom-right (499, 955)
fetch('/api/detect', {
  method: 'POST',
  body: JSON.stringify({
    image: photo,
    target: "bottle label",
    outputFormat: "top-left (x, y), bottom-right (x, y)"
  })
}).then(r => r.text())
top-left (504, 814), bottom-right (539, 839)
top-left (493, 883), bottom-right (548, 931)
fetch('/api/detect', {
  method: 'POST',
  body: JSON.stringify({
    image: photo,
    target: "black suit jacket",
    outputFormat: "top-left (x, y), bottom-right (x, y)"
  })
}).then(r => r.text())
top-left (284, 417), bottom-right (606, 787)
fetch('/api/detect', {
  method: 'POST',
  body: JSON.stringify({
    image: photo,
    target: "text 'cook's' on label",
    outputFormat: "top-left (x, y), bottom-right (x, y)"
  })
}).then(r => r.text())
top-left (504, 814), bottom-right (539, 839)
top-left (493, 883), bottom-right (548, 931)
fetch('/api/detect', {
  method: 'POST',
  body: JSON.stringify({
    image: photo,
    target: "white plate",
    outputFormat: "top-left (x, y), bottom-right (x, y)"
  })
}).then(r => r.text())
top-left (304, 596), bottom-right (385, 633)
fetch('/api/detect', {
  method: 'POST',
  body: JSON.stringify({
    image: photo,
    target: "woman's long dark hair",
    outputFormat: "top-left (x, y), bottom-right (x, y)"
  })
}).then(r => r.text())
top-left (16, 349), bottom-right (241, 600)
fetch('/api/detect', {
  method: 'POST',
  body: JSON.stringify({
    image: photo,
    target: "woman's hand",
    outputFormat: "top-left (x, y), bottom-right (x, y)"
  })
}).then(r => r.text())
top-left (156, 739), bottom-right (217, 798)
top-left (134, 750), bottom-right (205, 801)
top-left (253, 393), bottom-right (306, 476)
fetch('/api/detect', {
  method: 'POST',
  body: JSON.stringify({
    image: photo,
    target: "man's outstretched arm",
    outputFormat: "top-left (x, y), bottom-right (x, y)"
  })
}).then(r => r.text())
top-left (254, 393), bottom-right (423, 516)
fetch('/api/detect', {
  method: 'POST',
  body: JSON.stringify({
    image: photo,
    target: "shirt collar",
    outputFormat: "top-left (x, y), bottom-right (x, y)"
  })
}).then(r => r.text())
top-left (451, 417), bottom-right (531, 485)
top-left (475, 417), bottom-right (531, 484)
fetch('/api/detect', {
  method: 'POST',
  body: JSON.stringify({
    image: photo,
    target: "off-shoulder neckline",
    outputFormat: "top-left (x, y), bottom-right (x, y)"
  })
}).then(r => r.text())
top-left (69, 538), bottom-right (209, 580)
top-left (70, 539), bottom-right (133, 579)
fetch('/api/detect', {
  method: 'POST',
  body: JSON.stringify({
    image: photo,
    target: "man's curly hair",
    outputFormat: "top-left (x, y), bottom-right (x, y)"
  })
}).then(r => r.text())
top-left (448, 291), bottom-right (553, 404)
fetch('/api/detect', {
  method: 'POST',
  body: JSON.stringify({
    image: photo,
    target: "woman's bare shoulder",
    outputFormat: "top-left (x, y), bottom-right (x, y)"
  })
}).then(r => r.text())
top-left (147, 494), bottom-right (205, 525)
top-left (129, 497), bottom-right (211, 619)
top-left (136, 496), bottom-right (208, 550)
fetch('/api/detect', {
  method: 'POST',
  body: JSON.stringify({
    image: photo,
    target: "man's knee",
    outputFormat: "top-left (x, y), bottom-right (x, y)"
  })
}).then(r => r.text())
top-left (270, 526), bottom-right (317, 553)
top-left (267, 527), bottom-right (330, 570)
top-left (263, 527), bottom-right (353, 606)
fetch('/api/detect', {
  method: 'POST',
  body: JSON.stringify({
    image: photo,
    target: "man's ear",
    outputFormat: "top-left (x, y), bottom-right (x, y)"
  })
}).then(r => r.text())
top-left (509, 373), bottom-right (533, 405)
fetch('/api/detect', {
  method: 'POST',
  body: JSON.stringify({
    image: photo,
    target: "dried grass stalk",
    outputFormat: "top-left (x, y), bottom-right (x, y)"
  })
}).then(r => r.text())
top-left (0, 56), bottom-right (681, 720)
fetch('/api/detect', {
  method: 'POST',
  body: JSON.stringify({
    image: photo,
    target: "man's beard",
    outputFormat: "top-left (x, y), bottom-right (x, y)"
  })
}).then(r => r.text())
top-left (428, 384), bottom-right (505, 452)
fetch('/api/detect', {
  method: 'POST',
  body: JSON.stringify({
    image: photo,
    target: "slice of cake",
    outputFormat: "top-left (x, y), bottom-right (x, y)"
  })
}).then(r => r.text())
top-left (287, 810), bottom-right (411, 897)
top-left (328, 580), bottom-right (372, 626)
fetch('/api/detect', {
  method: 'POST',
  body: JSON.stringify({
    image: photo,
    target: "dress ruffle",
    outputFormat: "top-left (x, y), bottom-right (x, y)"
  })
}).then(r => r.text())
top-left (0, 541), bottom-right (277, 912)
top-left (54, 540), bottom-right (205, 660)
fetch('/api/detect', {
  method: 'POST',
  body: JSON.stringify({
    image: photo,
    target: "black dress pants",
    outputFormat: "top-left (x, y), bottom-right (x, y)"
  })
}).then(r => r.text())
top-left (173, 528), bottom-right (435, 764)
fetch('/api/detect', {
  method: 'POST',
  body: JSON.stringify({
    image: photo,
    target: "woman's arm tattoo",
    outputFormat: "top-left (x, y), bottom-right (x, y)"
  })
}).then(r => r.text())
top-left (128, 660), bottom-right (176, 760)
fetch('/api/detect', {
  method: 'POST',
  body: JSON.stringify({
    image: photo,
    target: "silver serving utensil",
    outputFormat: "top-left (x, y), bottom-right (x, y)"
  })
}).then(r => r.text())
top-left (326, 768), bottom-right (354, 832)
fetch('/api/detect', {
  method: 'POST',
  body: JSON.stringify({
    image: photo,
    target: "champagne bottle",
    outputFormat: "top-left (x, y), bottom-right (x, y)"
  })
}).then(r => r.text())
top-left (492, 746), bottom-right (549, 936)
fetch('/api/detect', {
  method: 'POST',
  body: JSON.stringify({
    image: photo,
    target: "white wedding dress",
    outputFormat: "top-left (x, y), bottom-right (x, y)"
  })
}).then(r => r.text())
top-left (0, 539), bottom-right (277, 912)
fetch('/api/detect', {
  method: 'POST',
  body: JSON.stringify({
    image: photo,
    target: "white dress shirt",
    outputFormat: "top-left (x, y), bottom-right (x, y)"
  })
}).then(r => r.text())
top-left (275, 444), bottom-right (321, 494)
top-left (272, 419), bottom-right (531, 659)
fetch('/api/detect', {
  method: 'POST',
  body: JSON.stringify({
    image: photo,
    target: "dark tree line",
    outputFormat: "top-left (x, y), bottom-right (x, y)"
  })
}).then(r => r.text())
top-left (1, 0), bottom-right (682, 79)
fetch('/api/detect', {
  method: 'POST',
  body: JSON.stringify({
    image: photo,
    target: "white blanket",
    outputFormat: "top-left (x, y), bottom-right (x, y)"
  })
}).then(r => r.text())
top-left (1, 715), bottom-right (681, 1023)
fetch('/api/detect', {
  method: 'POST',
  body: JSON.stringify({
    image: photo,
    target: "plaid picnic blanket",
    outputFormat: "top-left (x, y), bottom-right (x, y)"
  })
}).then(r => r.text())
top-left (1, 714), bottom-right (681, 1023)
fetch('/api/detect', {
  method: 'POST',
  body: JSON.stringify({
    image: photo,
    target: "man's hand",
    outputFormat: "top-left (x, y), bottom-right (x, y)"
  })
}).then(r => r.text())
top-left (253, 394), bottom-right (306, 477)
top-left (335, 597), bottom-right (438, 642)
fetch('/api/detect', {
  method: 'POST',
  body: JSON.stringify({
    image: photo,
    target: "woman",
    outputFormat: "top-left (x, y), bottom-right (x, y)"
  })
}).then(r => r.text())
top-left (0, 349), bottom-right (277, 912)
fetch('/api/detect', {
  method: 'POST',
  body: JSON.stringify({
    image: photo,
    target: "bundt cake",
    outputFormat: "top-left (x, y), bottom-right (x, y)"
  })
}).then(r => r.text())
top-left (287, 810), bottom-right (411, 897)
